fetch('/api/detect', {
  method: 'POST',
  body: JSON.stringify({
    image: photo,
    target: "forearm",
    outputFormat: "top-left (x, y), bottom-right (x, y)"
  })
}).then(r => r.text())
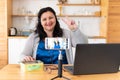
top-left (70, 28), bottom-right (88, 47)
top-left (19, 33), bottom-right (35, 62)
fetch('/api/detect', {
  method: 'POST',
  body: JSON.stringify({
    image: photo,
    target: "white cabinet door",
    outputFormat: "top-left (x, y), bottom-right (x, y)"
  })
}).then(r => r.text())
top-left (8, 38), bottom-right (27, 64)
top-left (88, 39), bottom-right (106, 44)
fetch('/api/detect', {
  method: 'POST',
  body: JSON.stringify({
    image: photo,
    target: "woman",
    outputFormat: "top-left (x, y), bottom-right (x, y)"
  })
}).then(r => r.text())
top-left (20, 7), bottom-right (88, 64)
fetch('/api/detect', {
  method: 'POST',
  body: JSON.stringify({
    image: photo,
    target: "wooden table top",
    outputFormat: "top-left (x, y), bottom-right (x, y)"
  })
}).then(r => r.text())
top-left (0, 64), bottom-right (120, 80)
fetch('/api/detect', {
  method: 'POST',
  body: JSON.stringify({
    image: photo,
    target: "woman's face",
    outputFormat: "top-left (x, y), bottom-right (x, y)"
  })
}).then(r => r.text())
top-left (40, 11), bottom-right (56, 32)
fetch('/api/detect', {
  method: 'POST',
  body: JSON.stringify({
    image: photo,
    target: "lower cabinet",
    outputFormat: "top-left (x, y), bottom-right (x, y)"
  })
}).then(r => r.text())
top-left (88, 39), bottom-right (106, 44)
top-left (8, 38), bottom-right (106, 64)
top-left (8, 38), bottom-right (27, 64)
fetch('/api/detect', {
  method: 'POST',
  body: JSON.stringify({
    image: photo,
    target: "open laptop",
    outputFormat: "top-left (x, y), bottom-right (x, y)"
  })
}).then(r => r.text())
top-left (64, 44), bottom-right (120, 75)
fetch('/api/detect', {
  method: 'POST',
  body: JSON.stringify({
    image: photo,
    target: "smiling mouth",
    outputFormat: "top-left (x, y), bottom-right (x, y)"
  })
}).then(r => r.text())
top-left (46, 25), bottom-right (52, 27)
top-left (47, 23), bottom-right (53, 27)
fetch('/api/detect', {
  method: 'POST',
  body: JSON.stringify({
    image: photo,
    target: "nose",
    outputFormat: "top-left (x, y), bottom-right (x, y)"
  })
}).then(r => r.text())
top-left (46, 19), bottom-right (51, 24)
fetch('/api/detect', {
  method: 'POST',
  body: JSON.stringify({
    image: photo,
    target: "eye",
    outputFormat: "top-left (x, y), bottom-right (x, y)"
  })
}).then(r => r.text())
top-left (42, 18), bottom-right (46, 21)
top-left (49, 16), bottom-right (54, 19)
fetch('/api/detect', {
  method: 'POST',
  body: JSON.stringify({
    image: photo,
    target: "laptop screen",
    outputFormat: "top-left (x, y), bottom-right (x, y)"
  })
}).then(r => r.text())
top-left (73, 44), bottom-right (120, 75)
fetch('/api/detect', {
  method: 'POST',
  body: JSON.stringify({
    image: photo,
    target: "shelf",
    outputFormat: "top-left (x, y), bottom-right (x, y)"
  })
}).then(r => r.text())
top-left (12, 14), bottom-right (100, 17)
top-left (7, 36), bottom-right (106, 39)
top-left (57, 3), bottom-right (101, 17)
top-left (57, 4), bottom-right (100, 6)
top-left (57, 15), bottom-right (100, 17)
top-left (8, 36), bottom-right (28, 39)
top-left (88, 36), bottom-right (106, 39)
top-left (12, 3), bottom-right (101, 17)
top-left (12, 14), bottom-right (36, 17)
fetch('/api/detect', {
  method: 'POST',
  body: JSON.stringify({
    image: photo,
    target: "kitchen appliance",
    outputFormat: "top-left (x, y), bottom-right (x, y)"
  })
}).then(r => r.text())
top-left (9, 27), bottom-right (17, 36)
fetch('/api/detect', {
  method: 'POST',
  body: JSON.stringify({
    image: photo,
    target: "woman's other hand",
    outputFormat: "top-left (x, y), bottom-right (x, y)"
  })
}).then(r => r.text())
top-left (23, 56), bottom-right (35, 62)
top-left (62, 17), bottom-right (77, 30)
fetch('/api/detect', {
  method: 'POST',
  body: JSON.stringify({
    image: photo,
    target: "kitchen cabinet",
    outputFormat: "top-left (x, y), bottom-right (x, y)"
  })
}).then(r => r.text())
top-left (8, 38), bottom-right (27, 64)
top-left (88, 38), bottom-right (106, 43)
top-left (8, 38), bottom-right (106, 64)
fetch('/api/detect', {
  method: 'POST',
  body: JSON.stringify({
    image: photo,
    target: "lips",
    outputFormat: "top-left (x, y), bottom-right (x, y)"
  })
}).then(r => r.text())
top-left (47, 24), bottom-right (52, 27)
top-left (46, 22), bottom-right (53, 27)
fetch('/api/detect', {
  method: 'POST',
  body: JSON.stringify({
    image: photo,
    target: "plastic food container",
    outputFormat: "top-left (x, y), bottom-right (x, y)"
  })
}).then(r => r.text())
top-left (20, 60), bottom-right (44, 72)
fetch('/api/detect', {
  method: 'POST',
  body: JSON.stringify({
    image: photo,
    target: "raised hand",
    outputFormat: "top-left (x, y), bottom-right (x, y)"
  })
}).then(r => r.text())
top-left (61, 17), bottom-right (77, 30)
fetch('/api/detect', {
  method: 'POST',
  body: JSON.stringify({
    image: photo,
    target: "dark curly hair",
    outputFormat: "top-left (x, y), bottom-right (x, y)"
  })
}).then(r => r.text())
top-left (35, 7), bottom-right (63, 40)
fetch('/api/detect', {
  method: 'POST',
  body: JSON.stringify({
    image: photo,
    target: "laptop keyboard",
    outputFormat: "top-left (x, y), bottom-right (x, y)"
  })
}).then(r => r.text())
top-left (64, 66), bottom-right (73, 72)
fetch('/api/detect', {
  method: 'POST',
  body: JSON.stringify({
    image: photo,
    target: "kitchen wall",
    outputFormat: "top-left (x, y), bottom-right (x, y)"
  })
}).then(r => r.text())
top-left (12, 0), bottom-right (101, 37)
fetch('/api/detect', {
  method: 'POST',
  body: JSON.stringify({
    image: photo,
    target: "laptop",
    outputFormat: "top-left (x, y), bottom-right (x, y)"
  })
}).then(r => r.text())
top-left (64, 44), bottom-right (120, 75)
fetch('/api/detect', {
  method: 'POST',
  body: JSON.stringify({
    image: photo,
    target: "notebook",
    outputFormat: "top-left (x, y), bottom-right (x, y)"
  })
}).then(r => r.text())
top-left (64, 44), bottom-right (120, 75)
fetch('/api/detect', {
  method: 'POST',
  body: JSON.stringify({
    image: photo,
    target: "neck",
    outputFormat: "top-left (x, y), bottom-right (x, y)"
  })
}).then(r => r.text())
top-left (46, 30), bottom-right (53, 37)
